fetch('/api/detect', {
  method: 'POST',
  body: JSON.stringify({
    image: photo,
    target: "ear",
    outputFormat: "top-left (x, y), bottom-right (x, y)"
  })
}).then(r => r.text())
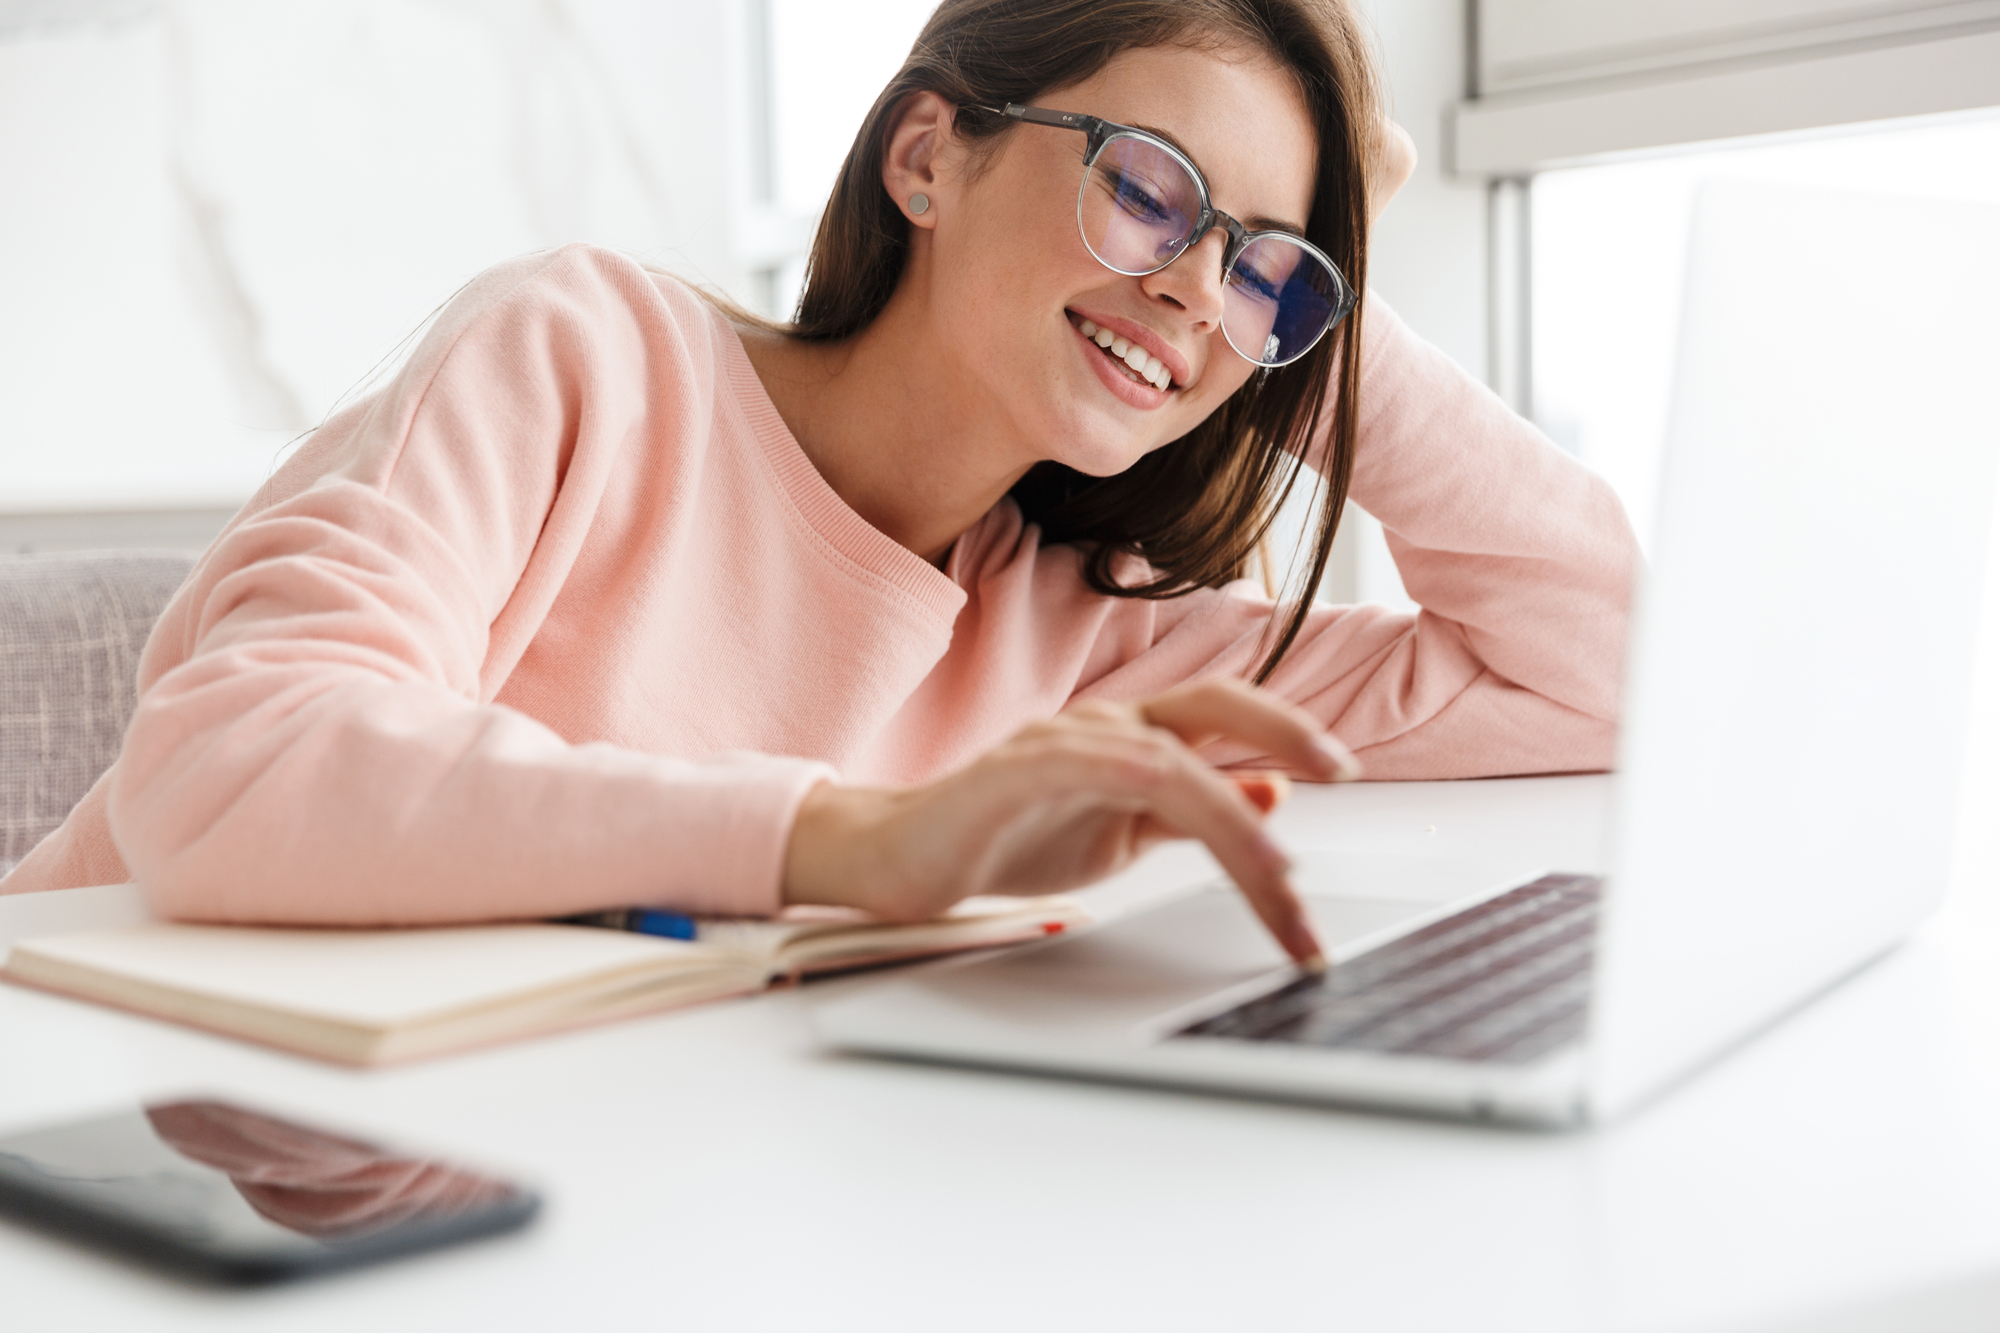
top-left (881, 90), bottom-right (959, 231)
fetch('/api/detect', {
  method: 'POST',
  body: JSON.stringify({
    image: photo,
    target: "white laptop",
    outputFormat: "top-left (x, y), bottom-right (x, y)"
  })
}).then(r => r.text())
top-left (813, 181), bottom-right (2000, 1127)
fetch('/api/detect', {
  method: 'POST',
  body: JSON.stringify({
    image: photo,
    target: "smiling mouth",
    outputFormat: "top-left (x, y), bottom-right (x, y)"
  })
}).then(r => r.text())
top-left (1070, 314), bottom-right (1177, 392)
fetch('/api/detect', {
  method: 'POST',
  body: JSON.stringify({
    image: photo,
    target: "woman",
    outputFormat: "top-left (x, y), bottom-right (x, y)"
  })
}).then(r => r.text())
top-left (2, 0), bottom-right (1637, 966)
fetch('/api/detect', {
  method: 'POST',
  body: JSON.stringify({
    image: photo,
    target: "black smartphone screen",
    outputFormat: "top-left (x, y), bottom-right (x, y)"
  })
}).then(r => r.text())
top-left (0, 1098), bottom-right (540, 1284)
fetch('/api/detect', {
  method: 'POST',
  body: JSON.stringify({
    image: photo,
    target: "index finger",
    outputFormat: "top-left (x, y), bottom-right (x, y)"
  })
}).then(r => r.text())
top-left (1139, 679), bottom-right (1362, 782)
top-left (1118, 738), bottom-right (1325, 966)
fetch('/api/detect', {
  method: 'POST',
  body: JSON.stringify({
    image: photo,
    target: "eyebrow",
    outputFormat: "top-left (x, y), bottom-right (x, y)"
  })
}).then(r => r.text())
top-left (1126, 120), bottom-right (1310, 238)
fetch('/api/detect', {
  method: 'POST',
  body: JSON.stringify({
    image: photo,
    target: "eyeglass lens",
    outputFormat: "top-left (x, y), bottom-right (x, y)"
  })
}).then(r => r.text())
top-left (1078, 133), bottom-right (1343, 367)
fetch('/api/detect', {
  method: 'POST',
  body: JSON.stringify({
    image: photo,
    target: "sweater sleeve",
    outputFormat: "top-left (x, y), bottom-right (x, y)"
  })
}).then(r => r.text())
top-left (110, 247), bottom-right (831, 925)
top-left (1074, 293), bottom-right (1640, 778)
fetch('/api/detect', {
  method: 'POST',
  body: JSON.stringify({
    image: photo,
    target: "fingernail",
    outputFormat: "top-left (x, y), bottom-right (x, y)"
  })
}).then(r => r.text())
top-left (1299, 952), bottom-right (1329, 975)
top-left (1314, 735), bottom-right (1362, 781)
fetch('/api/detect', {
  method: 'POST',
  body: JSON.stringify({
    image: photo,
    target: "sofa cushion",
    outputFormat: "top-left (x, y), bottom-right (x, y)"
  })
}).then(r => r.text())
top-left (0, 550), bottom-right (197, 873)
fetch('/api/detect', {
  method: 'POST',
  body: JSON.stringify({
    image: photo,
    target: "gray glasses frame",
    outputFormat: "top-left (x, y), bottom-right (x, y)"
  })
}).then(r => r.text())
top-left (981, 102), bottom-right (1357, 366)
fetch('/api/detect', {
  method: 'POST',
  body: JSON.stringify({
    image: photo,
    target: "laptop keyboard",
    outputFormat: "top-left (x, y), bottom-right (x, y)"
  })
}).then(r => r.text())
top-left (1175, 873), bottom-right (1603, 1065)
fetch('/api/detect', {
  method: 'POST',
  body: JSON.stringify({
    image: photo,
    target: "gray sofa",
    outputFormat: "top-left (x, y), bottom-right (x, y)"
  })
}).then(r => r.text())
top-left (0, 551), bottom-right (199, 874)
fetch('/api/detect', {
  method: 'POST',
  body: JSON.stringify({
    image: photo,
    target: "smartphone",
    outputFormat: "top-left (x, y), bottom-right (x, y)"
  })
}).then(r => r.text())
top-left (0, 1097), bottom-right (540, 1284)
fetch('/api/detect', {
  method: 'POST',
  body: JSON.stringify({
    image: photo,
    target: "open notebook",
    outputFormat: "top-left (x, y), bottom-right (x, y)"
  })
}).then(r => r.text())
top-left (1, 896), bottom-right (1086, 1067)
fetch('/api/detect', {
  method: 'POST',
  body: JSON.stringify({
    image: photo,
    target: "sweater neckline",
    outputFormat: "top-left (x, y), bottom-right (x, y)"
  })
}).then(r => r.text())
top-left (714, 318), bottom-right (968, 625)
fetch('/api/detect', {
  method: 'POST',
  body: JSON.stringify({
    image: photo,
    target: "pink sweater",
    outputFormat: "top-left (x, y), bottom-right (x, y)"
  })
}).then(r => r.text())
top-left (1, 245), bottom-right (1637, 923)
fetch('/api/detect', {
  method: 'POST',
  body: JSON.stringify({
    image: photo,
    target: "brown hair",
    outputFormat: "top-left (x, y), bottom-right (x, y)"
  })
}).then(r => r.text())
top-left (793, 0), bottom-right (1383, 682)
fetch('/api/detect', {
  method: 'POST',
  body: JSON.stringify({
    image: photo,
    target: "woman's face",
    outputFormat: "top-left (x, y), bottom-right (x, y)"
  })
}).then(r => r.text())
top-left (916, 44), bottom-right (1319, 478)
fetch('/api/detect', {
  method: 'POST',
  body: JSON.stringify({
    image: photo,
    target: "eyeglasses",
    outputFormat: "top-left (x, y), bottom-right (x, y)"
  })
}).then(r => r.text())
top-left (982, 103), bottom-right (1356, 369)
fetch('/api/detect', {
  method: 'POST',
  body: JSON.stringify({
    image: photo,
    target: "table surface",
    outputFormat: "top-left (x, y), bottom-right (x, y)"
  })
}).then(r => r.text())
top-left (3, 773), bottom-right (1998, 1333)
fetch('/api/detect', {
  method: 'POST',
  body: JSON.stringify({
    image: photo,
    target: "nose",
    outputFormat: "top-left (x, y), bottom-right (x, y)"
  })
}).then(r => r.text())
top-left (1136, 225), bottom-right (1229, 334)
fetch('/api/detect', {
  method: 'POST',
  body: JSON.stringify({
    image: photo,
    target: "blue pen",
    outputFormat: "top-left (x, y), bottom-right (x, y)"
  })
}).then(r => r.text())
top-left (562, 908), bottom-right (699, 941)
top-left (626, 909), bottom-right (699, 941)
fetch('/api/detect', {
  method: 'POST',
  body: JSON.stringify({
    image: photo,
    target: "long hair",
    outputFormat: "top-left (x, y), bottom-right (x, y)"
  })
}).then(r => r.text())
top-left (792, 0), bottom-right (1383, 683)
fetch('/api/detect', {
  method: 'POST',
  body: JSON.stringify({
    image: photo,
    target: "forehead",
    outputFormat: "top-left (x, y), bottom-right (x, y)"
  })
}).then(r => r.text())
top-left (1048, 44), bottom-right (1318, 231)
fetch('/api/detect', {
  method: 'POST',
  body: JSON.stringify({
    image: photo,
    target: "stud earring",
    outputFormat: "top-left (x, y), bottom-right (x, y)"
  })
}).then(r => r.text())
top-left (909, 193), bottom-right (930, 216)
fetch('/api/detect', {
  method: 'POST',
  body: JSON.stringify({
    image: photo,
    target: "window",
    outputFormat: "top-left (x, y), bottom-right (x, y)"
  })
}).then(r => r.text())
top-left (1532, 110), bottom-right (2000, 550)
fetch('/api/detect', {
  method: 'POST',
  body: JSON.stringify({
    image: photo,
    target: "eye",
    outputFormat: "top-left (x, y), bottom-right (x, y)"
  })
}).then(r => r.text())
top-left (1227, 254), bottom-right (1286, 303)
top-left (1111, 170), bottom-right (1175, 225)
top-left (1228, 240), bottom-right (1309, 304)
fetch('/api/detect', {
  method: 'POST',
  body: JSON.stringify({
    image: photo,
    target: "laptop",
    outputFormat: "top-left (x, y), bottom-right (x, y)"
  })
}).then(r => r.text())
top-left (812, 180), bottom-right (2000, 1127)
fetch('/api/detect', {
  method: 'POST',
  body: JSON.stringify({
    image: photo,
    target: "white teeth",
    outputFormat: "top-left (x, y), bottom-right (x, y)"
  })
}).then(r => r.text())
top-left (1078, 319), bottom-right (1173, 391)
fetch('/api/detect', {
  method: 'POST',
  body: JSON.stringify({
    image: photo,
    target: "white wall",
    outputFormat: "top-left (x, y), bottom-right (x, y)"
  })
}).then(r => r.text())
top-left (1362, 0), bottom-right (1486, 379)
top-left (0, 0), bottom-right (763, 517)
top-left (1269, 0), bottom-right (1487, 608)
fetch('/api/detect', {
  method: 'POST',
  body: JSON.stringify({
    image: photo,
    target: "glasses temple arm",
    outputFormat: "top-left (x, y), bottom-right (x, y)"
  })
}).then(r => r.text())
top-left (976, 103), bottom-right (1101, 133)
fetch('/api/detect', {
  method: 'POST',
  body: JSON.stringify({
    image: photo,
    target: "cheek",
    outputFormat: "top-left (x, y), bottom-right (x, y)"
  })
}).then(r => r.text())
top-left (940, 179), bottom-right (1090, 349)
top-left (1182, 344), bottom-right (1258, 421)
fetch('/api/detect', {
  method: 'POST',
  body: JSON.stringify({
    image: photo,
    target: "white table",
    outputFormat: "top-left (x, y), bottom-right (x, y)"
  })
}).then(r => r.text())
top-left (3, 774), bottom-right (1997, 1333)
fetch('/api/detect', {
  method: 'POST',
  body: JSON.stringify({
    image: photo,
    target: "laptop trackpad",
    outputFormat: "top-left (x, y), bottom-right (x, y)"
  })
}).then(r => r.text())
top-left (901, 890), bottom-right (1440, 1036)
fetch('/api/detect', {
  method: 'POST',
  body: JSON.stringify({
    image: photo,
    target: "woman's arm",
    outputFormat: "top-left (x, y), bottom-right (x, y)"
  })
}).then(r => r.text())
top-left (113, 247), bottom-right (831, 925)
top-left (1073, 292), bottom-right (1641, 777)
top-left (1301, 290), bottom-right (1638, 772)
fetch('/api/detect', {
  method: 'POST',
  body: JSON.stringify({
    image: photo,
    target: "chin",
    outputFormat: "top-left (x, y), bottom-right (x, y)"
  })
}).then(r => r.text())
top-left (1046, 439), bottom-right (1154, 480)
top-left (1037, 409), bottom-right (1168, 480)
